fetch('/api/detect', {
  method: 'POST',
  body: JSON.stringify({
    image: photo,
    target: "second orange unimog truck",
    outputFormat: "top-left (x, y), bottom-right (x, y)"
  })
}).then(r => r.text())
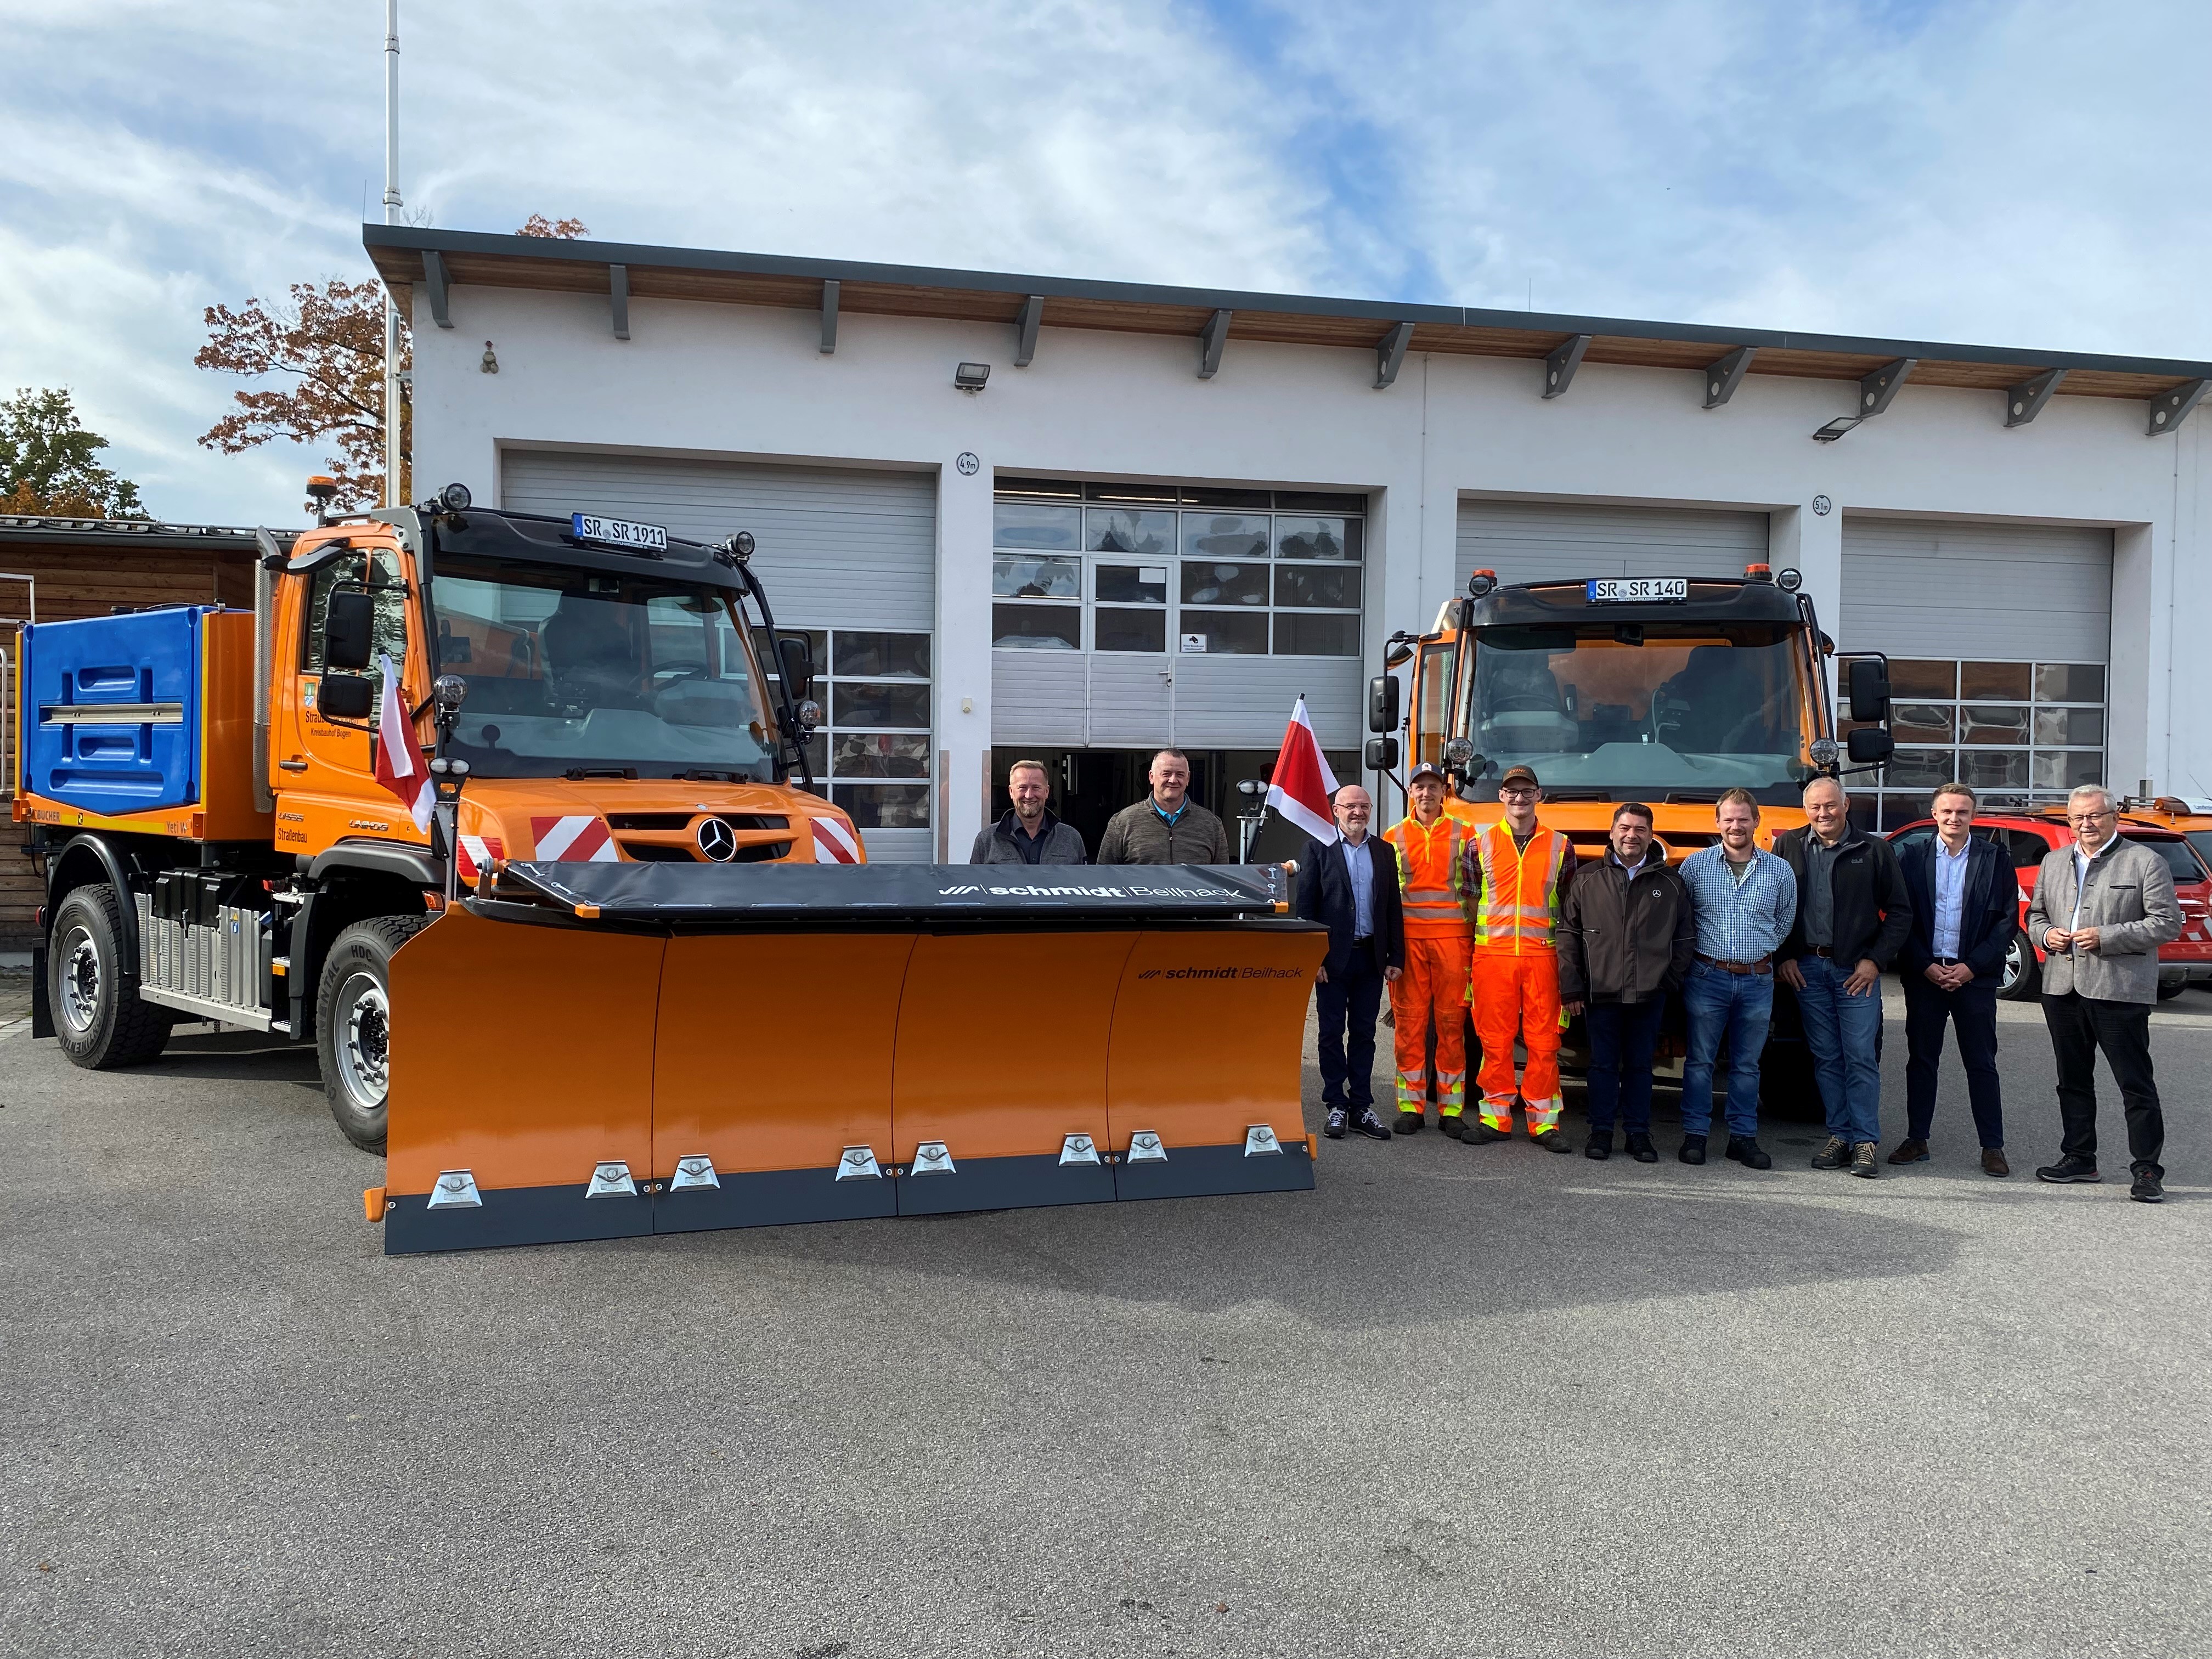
top-left (15, 483), bottom-right (1324, 1252)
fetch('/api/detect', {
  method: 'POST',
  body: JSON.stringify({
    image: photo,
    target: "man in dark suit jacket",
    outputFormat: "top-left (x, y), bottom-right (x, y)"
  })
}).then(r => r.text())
top-left (1293, 784), bottom-right (1404, 1141)
top-left (1894, 783), bottom-right (2023, 1175)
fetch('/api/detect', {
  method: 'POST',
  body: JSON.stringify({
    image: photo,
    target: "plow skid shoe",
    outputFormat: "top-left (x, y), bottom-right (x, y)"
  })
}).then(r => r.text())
top-left (381, 864), bottom-right (1324, 1254)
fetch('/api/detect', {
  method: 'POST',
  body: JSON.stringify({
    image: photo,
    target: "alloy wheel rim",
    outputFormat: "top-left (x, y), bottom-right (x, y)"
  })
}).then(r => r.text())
top-left (336, 972), bottom-right (391, 1110)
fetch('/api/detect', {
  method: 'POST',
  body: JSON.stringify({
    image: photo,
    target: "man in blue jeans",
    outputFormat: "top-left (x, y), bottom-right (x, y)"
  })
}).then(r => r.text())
top-left (1775, 776), bottom-right (1914, 1178)
top-left (1675, 789), bottom-right (1799, 1168)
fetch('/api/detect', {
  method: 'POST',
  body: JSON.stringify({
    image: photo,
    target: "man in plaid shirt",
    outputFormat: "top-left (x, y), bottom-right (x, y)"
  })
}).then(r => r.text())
top-left (1674, 787), bottom-right (1799, 1169)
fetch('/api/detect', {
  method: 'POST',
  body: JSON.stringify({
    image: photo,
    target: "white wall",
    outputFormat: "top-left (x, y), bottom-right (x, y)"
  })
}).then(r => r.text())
top-left (411, 280), bottom-right (2207, 848)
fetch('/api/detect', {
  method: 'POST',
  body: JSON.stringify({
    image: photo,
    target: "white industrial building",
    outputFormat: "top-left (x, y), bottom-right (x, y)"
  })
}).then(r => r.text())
top-left (376, 225), bottom-right (2211, 862)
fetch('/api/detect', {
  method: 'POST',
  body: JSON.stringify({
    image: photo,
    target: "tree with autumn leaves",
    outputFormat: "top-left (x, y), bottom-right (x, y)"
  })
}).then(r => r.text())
top-left (195, 216), bottom-right (588, 510)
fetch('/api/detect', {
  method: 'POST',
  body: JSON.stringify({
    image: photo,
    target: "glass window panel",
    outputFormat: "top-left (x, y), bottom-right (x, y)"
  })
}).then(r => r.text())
top-left (833, 630), bottom-right (929, 679)
top-left (1884, 748), bottom-right (1956, 788)
top-left (1276, 516), bottom-right (1362, 561)
top-left (992, 503), bottom-right (1081, 550)
top-left (2005, 829), bottom-right (2053, 868)
top-left (1274, 564), bottom-right (1360, 609)
top-left (1275, 491), bottom-right (1367, 514)
top-left (1875, 798), bottom-right (1926, 833)
top-left (2033, 706), bottom-right (2104, 748)
top-left (991, 555), bottom-right (1081, 599)
top-left (2034, 663), bottom-right (2105, 703)
top-left (1094, 610), bottom-right (1167, 653)
top-left (2118, 835), bottom-right (2205, 884)
top-left (1959, 704), bottom-right (2030, 746)
top-left (990, 603), bottom-right (1081, 652)
top-left (1182, 487), bottom-right (1273, 510)
top-left (1959, 749), bottom-right (2029, 789)
top-left (995, 477), bottom-right (1082, 500)
top-left (1960, 661), bottom-right (2032, 699)
top-left (833, 681), bottom-right (932, 728)
top-left (1180, 514), bottom-right (1271, 562)
top-left (1178, 611), bottom-right (1268, 655)
top-left (2032, 751), bottom-right (2106, 790)
top-left (1085, 508), bottom-right (1177, 556)
top-left (1886, 659), bottom-right (1958, 699)
top-left (832, 732), bottom-right (931, 778)
top-left (1274, 613), bottom-right (1361, 656)
top-left (1180, 562), bottom-right (1268, 607)
top-left (1892, 704), bottom-right (1954, 743)
top-left (833, 782), bottom-right (932, 829)
top-left (1094, 564), bottom-right (1167, 605)
top-left (795, 732), bottom-right (827, 778)
top-left (1085, 482), bottom-right (1178, 505)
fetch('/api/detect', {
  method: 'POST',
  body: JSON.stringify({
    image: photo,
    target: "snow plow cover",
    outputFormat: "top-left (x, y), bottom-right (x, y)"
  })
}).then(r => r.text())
top-left (379, 864), bottom-right (1327, 1254)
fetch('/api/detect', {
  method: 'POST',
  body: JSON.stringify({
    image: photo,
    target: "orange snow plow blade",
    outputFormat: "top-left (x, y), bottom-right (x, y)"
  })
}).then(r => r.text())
top-left (380, 864), bottom-right (1324, 1254)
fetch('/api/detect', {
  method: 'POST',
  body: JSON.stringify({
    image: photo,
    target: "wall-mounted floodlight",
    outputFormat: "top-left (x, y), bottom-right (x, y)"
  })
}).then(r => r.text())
top-left (1812, 416), bottom-right (1861, 443)
top-left (954, 362), bottom-right (990, 393)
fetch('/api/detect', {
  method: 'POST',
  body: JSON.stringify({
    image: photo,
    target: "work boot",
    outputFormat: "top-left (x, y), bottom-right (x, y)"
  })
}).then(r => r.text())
top-left (1531, 1128), bottom-right (1573, 1154)
top-left (1437, 1114), bottom-right (1466, 1141)
top-left (1469, 1122), bottom-right (1513, 1145)
top-left (1323, 1107), bottom-right (1348, 1140)
top-left (2130, 1166), bottom-right (2164, 1204)
top-left (1396, 1110), bottom-right (1425, 1136)
top-left (1981, 1148), bottom-right (2011, 1178)
top-left (1584, 1128), bottom-right (1613, 1161)
top-left (1678, 1134), bottom-right (1707, 1166)
top-left (1887, 1138), bottom-right (1930, 1165)
top-left (1810, 1137), bottom-right (1852, 1170)
top-left (2035, 1155), bottom-right (2100, 1184)
top-left (1725, 1135), bottom-right (1773, 1171)
top-left (1849, 1141), bottom-right (1880, 1179)
top-left (1353, 1108), bottom-right (1393, 1142)
top-left (1624, 1131), bottom-right (1660, 1164)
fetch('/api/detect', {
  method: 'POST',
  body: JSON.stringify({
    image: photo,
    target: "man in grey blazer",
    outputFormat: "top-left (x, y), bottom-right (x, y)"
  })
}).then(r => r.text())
top-left (2025, 783), bottom-right (2182, 1201)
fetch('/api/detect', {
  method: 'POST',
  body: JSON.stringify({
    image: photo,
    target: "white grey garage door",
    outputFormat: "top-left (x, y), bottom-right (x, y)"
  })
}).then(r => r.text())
top-left (1456, 499), bottom-right (1771, 591)
top-left (1839, 518), bottom-right (2112, 661)
top-left (501, 449), bottom-right (938, 862)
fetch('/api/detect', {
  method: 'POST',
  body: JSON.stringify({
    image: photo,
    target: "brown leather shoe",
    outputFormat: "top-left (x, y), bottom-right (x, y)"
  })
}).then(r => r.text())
top-left (1886, 1138), bottom-right (1930, 1165)
top-left (1982, 1148), bottom-right (2011, 1178)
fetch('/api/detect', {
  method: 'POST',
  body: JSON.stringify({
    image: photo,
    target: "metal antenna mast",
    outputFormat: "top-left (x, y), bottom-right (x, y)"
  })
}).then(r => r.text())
top-left (382, 0), bottom-right (403, 507)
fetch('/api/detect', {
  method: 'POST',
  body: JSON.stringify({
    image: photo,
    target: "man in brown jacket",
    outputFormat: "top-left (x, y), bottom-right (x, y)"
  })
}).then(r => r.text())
top-left (1097, 749), bottom-right (1232, 864)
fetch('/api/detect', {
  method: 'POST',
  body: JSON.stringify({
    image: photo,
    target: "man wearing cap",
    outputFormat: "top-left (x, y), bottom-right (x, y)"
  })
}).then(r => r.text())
top-left (1381, 762), bottom-right (1475, 1136)
top-left (1461, 765), bottom-right (1578, 1151)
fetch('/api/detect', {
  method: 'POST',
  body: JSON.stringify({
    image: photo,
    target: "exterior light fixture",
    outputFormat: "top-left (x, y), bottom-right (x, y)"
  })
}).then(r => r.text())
top-left (1812, 415), bottom-right (1860, 442)
top-left (953, 362), bottom-right (990, 393)
top-left (1776, 567), bottom-right (1804, 592)
top-left (480, 341), bottom-right (500, 374)
top-left (439, 482), bottom-right (472, 513)
top-left (1467, 568), bottom-right (1499, 597)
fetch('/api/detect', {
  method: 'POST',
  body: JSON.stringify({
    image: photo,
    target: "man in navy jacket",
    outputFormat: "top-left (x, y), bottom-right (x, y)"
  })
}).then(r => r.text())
top-left (1894, 782), bottom-right (2022, 1175)
top-left (1294, 785), bottom-right (1404, 1142)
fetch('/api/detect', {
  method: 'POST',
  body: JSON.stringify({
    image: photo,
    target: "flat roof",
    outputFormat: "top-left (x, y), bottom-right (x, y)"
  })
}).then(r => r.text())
top-left (365, 224), bottom-right (2211, 408)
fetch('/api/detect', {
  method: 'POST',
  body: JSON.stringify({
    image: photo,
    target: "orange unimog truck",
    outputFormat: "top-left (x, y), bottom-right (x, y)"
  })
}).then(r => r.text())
top-left (16, 482), bottom-right (1324, 1254)
top-left (1364, 562), bottom-right (1898, 1103)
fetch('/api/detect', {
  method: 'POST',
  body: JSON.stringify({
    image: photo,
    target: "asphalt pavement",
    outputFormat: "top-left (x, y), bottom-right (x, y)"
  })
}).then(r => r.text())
top-left (3, 981), bottom-right (2209, 1658)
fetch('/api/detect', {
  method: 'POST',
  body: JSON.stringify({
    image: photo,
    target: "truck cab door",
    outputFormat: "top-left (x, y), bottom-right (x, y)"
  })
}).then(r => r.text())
top-left (275, 544), bottom-right (420, 849)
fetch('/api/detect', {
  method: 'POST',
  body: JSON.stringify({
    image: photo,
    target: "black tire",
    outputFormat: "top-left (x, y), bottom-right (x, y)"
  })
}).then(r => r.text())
top-left (315, 915), bottom-right (424, 1153)
top-left (1996, 928), bottom-right (2040, 1002)
top-left (2156, 980), bottom-right (2187, 1002)
top-left (47, 883), bottom-right (174, 1068)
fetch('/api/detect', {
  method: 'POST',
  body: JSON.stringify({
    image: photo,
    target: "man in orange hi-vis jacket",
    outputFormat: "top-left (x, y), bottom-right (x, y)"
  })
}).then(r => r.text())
top-left (1463, 764), bottom-right (1578, 1152)
top-left (1382, 763), bottom-right (1475, 1138)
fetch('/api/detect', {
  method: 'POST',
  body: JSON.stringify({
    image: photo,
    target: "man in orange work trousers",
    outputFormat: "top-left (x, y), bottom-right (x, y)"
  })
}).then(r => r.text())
top-left (1382, 762), bottom-right (1475, 1137)
top-left (1463, 764), bottom-right (1578, 1151)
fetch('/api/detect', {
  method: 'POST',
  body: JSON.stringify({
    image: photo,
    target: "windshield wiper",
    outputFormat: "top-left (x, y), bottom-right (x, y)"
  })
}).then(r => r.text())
top-left (564, 766), bottom-right (639, 780)
top-left (1537, 787), bottom-right (1611, 801)
top-left (672, 769), bottom-right (747, 783)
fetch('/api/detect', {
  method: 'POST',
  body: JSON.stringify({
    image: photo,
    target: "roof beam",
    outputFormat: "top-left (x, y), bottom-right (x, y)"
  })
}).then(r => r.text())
top-left (1374, 321), bottom-right (1415, 390)
top-left (1702, 346), bottom-right (1756, 409)
top-left (608, 264), bottom-right (630, 341)
top-left (1198, 308), bottom-right (1232, 380)
top-left (2148, 379), bottom-right (2208, 436)
top-left (1859, 357), bottom-right (1916, 417)
top-left (1542, 334), bottom-right (1593, 398)
top-left (819, 280), bottom-right (839, 354)
top-left (1014, 294), bottom-right (1043, 368)
top-left (2003, 368), bottom-right (2064, 427)
top-left (421, 250), bottom-right (452, 329)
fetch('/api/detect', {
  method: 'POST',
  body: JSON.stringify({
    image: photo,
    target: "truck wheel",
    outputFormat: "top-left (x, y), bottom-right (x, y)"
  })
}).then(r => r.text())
top-left (316, 915), bottom-right (425, 1153)
top-left (1996, 929), bottom-right (2040, 1002)
top-left (47, 883), bottom-right (174, 1068)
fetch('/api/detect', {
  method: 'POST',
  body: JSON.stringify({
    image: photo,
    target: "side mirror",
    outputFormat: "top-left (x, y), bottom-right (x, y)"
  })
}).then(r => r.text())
top-left (776, 635), bottom-right (815, 701)
top-left (1847, 727), bottom-right (1894, 765)
top-left (1364, 736), bottom-right (1400, 771)
top-left (1847, 658), bottom-right (1891, 725)
top-left (325, 589), bottom-right (374, 672)
top-left (1368, 674), bottom-right (1400, 735)
top-left (317, 673), bottom-right (375, 721)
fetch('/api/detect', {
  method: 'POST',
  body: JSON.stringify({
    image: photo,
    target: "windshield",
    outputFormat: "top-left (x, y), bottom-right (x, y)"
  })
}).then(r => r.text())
top-left (2185, 830), bottom-right (2212, 877)
top-left (428, 555), bottom-right (777, 782)
top-left (1464, 622), bottom-right (1811, 799)
top-left (2122, 834), bottom-right (2209, 886)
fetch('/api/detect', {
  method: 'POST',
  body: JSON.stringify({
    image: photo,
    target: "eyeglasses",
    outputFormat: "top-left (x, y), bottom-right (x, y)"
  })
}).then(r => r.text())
top-left (1499, 788), bottom-right (1538, 802)
top-left (2068, 810), bottom-right (2115, 825)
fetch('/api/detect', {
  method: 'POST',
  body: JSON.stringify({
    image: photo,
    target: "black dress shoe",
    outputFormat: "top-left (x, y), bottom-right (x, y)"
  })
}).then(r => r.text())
top-left (1725, 1135), bottom-right (1773, 1170)
top-left (1352, 1108), bottom-right (1393, 1142)
top-left (1887, 1138), bottom-right (1930, 1165)
top-left (1468, 1122), bottom-right (1512, 1145)
top-left (2035, 1155), bottom-right (2102, 1184)
top-left (1624, 1131), bottom-right (1659, 1164)
top-left (1583, 1130), bottom-right (1612, 1161)
top-left (1531, 1128), bottom-right (1574, 1154)
top-left (1323, 1107), bottom-right (1348, 1139)
top-left (1396, 1110), bottom-right (1425, 1136)
top-left (2130, 1168), bottom-right (2164, 1204)
top-left (1678, 1133), bottom-right (1707, 1166)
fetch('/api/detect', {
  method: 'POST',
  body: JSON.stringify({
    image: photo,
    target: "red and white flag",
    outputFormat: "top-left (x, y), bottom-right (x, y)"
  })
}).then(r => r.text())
top-left (809, 814), bottom-right (862, 865)
top-left (371, 654), bottom-right (435, 833)
top-left (1265, 695), bottom-right (1341, 844)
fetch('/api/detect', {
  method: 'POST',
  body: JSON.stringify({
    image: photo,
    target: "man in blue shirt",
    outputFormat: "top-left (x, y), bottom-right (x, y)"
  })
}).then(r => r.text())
top-left (1293, 785), bottom-right (1403, 1141)
top-left (1674, 788), bottom-right (1798, 1169)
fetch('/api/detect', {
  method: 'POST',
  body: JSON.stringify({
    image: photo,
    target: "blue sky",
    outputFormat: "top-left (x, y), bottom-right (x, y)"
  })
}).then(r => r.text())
top-left (2, 0), bottom-right (2207, 524)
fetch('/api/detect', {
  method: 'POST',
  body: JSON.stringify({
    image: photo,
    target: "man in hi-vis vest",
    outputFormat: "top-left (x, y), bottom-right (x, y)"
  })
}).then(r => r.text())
top-left (1381, 763), bottom-right (1475, 1137)
top-left (1463, 765), bottom-right (1578, 1150)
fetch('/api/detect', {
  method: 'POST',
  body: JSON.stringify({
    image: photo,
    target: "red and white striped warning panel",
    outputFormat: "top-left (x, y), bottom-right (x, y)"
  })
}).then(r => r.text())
top-left (809, 816), bottom-right (861, 864)
top-left (531, 815), bottom-right (618, 862)
top-left (456, 834), bottom-right (505, 881)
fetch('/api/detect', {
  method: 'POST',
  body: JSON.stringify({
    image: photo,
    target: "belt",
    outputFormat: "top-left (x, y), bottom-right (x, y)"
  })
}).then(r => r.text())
top-left (1934, 956), bottom-right (1961, 966)
top-left (1353, 935), bottom-right (1373, 946)
top-left (1805, 946), bottom-right (1836, 958)
top-left (1697, 953), bottom-right (1771, 975)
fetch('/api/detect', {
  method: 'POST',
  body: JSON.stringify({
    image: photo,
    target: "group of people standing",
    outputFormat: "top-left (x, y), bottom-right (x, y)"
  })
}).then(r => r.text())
top-left (1294, 768), bottom-right (2181, 1204)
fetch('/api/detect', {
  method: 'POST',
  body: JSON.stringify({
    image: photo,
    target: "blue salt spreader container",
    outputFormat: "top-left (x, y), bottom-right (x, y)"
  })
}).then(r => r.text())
top-left (19, 606), bottom-right (215, 815)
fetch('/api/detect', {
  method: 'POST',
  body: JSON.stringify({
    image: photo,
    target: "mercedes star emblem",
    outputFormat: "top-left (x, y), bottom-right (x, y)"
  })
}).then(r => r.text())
top-left (696, 817), bottom-right (738, 861)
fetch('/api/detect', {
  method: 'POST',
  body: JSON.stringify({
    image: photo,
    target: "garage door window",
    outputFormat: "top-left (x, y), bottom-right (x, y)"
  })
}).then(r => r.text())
top-left (764, 627), bottom-right (933, 828)
top-left (1843, 657), bottom-right (2105, 828)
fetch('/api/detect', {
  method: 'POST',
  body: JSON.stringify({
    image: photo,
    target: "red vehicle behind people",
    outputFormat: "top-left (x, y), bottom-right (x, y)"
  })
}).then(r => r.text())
top-left (1886, 808), bottom-right (2212, 1000)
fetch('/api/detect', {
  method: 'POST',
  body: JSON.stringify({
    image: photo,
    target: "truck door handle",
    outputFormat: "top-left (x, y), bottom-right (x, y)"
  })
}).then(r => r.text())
top-left (278, 758), bottom-right (309, 772)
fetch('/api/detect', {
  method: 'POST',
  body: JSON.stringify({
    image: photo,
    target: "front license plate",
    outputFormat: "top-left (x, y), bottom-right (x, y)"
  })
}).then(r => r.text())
top-left (1587, 577), bottom-right (1689, 603)
top-left (571, 512), bottom-right (669, 553)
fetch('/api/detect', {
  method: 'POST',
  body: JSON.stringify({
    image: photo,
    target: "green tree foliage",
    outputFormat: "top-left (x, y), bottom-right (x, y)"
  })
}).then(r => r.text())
top-left (0, 387), bottom-right (149, 519)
